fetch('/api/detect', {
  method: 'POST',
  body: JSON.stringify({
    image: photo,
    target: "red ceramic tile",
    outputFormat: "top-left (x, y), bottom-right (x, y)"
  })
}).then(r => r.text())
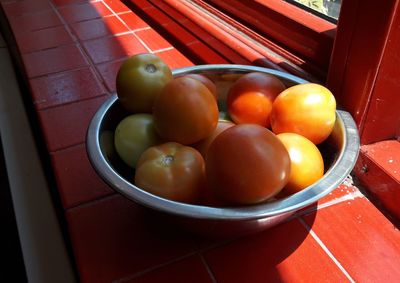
top-left (52, 0), bottom-right (89, 6)
top-left (82, 33), bottom-right (147, 64)
top-left (287, 183), bottom-right (367, 224)
top-left (103, 0), bottom-right (131, 13)
top-left (22, 44), bottom-right (89, 78)
top-left (203, 218), bottom-right (350, 283)
top-left (66, 195), bottom-right (198, 283)
top-left (124, 255), bottom-right (213, 283)
top-left (118, 12), bottom-right (149, 31)
top-left (154, 48), bottom-right (194, 70)
top-left (187, 41), bottom-right (228, 64)
top-left (2, 0), bottom-right (51, 17)
top-left (37, 95), bottom-right (108, 152)
top-left (71, 16), bottom-right (129, 41)
top-left (135, 28), bottom-right (172, 51)
top-left (29, 67), bottom-right (106, 109)
top-left (303, 198), bottom-right (400, 282)
top-left (9, 9), bottom-right (63, 35)
top-left (16, 25), bottom-right (74, 53)
top-left (50, 144), bottom-right (114, 209)
top-left (58, 2), bottom-right (112, 23)
top-left (317, 183), bottom-right (362, 204)
top-left (96, 59), bottom-right (123, 92)
top-left (95, 59), bottom-right (122, 92)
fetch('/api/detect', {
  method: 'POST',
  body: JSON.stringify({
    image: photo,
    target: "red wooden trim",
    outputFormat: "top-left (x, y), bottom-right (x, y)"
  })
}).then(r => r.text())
top-left (327, 0), bottom-right (399, 142)
top-left (354, 142), bottom-right (400, 220)
top-left (360, 1), bottom-right (400, 144)
top-left (204, 0), bottom-right (335, 76)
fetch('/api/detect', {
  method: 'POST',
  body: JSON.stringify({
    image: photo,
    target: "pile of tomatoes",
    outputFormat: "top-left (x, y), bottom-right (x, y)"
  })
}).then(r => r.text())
top-left (111, 53), bottom-right (337, 207)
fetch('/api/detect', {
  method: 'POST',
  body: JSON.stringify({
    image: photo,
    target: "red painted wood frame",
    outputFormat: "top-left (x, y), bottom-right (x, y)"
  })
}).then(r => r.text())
top-left (203, 0), bottom-right (336, 81)
top-left (327, 0), bottom-right (400, 219)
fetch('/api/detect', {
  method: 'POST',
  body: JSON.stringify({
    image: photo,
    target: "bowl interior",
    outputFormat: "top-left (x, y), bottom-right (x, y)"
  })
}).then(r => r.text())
top-left (87, 64), bottom-right (360, 221)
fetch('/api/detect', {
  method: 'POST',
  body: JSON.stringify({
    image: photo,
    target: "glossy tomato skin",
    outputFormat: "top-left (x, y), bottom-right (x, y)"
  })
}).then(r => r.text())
top-left (134, 142), bottom-right (205, 204)
top-left (192, 119), bottom-right (235, 159)
top-left (184, 74), bottom-right (218, 99)
top-left (227, 72), bottom-right (286, 127)
top-left (270, 83), bottom-right (336, 144)
top-left (114, 114), bottom-right (161, 168)
top-left (153, 77), bottom-right (219, 145)
top-left (116, 53), bottom-right (172, 113)
top-left (206, 124), bottom-right (291, 205)
top-left (277, 133), bottom-right (324, 195)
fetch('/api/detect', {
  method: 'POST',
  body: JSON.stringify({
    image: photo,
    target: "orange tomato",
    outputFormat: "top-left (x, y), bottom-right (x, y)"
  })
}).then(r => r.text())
top-left (153, 77), bottom-right (219, 145)
top-left (270, 83), bottom-right (336, 144)
top-left (227, 72), bottom-right (286, 127)
top-left (206, 124), bottom-right (291, 205)
top-left (276, 133), bottom-right (324, 195)
top-left (134, 142), bottom-right (205, 204)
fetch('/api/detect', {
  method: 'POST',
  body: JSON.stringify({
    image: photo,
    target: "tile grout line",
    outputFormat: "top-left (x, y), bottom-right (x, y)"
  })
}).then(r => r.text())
top-left (113, 250), bottom-right (201, 283)
top-left (199, 253), bottom-right (218, 283)
top-left (114, 236), bottom-right (237, 283)
top-left (99, 0), bottom-right (158, 53)
top-left (289, 189), bottom-right (366, 220)
top-left (298, 218), bottom-right (356, 283)
top-left (47, 0), bottom-right (115, 93)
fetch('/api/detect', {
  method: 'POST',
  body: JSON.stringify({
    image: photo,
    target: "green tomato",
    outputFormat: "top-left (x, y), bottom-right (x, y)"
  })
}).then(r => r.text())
top-left (116, 53), bottom-right (173, 113)
top-left (114, 114), bottom-right (161, 168)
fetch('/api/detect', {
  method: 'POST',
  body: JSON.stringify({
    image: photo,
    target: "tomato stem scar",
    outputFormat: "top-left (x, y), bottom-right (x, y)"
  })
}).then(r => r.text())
top-left (145, 64), bottom-right (157, 73)
top-left (162, 155), bottom-right (174, 166)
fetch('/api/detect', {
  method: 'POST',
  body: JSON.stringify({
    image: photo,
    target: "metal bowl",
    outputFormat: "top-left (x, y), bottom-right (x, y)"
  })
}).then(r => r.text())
top-left (86, 65), bottom-right (360, 238)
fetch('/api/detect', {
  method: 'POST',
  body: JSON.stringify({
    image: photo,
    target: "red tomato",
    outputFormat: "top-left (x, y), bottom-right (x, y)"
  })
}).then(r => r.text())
top-left (153, 77), bottom-right (219, 145)
top-left (276, 133), bottom-right (324, 195)
top-left (270, 83), bottom-right (336, 144)
top-left (227, 72), bottom-right (286, 127)
top-left (206, 124), bottom-right (291, 205)
top-left (134, 142), bottom-right (205, 204)
top-left (192, 120), bottom-right (235, 159)
top-left (184, 74), bottom-right (218, 99)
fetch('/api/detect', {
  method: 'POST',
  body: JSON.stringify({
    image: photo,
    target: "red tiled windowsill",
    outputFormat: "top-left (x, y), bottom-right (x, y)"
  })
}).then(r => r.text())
top-left (1, 0), bottom-right (400, 282)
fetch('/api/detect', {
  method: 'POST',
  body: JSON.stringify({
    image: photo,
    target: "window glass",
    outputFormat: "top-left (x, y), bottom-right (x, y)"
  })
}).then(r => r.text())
top-left (287, 0), bottom-right (341, 21)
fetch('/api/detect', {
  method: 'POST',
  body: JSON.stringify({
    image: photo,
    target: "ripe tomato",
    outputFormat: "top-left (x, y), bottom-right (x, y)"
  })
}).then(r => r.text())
top-left (192, 119), bottom-right (235, 159)
top-left (227, 72), bottom-right (286, 127)
top-left (276, 133), bottom-right (324, 195)
top-left (134, 142), bottom-right (205, 203)
top-left (206, 124), bottom-right (291, 205)
top-left (114, 114), bottom-right (161, 168)
top-left (116, 53), bottom-right (172, 113)
top-left (153, 76), bottom-right (219, 145)
top-left (184, 74), bottom-right (218, 99)
top-left (270, 83), bottom-right (336, 144)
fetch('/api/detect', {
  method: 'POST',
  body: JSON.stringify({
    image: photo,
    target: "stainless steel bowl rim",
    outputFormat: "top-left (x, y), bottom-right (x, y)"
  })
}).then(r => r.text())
top-left (86, 64), bottom-right (360, 221)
